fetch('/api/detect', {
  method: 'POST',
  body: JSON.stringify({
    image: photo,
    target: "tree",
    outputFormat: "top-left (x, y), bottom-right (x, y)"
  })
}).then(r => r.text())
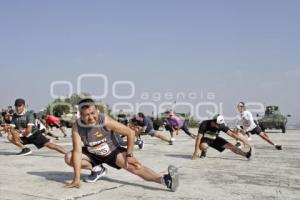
top-left (187, 116), bottom-right (200, 128)
top-left (45, 93), bottom-right (113, 117)
top-left (46, 98), bottom-right (71, 117)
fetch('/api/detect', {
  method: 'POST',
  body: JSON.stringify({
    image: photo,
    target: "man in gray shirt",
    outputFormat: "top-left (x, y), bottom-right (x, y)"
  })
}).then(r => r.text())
top-left (64, 98), bottom-right (179, 192)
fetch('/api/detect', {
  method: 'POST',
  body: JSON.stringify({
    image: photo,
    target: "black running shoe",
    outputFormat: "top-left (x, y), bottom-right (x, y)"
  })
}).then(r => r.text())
top-left (275, 145), bottom-right (282, 150)
top-left (17, 148), bottom-right (32, 156)
top-left (246, 147), bottom-right (252, 160)
top-left (164, 165), bottom-right (179, 192)
top-left (200, 151), bottom-right (207, 159)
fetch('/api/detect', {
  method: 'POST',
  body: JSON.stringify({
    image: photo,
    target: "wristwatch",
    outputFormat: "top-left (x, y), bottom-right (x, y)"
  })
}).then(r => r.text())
top-left (126, 153), bottom-right (133, 158)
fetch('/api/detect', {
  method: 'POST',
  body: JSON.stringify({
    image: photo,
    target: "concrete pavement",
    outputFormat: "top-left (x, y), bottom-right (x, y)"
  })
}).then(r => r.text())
top-left (0, 129), bottom-right (299, 200)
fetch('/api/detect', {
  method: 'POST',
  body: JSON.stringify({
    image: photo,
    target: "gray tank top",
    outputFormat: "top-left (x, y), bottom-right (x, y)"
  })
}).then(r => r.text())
top-left (76, 114), bottom-right (118, 156)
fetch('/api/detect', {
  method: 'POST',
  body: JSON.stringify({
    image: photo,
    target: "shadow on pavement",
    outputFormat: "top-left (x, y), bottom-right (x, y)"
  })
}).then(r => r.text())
top-left (164, 154), bottom-right (192, 160)
top-left (0, 151), bottom-right (18, 156)
top-left (27, 171), bottom-right (168, 192)
top-left (164, 153), bottom-right (247, 161)
top-left (27, 171), bottom-right (72, 183)
top-left (102, 177), bottom-right (168, 192)
top-left (207, 156), bottom-right (247, 161)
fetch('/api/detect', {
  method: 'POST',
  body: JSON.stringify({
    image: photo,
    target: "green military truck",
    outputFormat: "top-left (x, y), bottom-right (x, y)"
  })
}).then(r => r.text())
top-left (258, 106), bottom-right (291, 133)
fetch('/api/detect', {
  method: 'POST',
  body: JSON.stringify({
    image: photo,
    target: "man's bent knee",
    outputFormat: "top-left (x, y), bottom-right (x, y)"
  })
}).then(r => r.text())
top-left (200, 143), bottom-right (209, 151)
top-left (64, 151), bottom-right (72, 165)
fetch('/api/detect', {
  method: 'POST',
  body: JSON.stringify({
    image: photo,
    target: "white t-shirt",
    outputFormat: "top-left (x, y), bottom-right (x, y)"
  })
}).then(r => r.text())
top-left (35, 119), bottom-right (46, 131)
top-left (239, 110), bottom-right (257, 132)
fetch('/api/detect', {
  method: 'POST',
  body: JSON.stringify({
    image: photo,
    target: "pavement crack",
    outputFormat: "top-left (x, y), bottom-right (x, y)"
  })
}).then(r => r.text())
top-left (0, 189), bottom-right (58, 200)
top-left (63, 184), bottom-right (127, 200)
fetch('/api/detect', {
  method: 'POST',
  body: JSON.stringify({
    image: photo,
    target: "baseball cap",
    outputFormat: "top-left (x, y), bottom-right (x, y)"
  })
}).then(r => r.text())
top-left (213, 114), bottom-right (225, 125)
top-left (14, 98), bottom-right (25, 106)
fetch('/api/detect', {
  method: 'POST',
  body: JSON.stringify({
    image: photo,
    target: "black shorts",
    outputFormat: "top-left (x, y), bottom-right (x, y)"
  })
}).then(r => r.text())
top-left (82, 146), bottom-right (127, 170)
top-left (49, 124), bottom-right (60, 129)
top-left (249, 126), bottom-right (263, 135)
top-left (201, 137), bottom-right (229, 152)
top-left (20, 133), bottom-right (50, 149)
top-left (165, 124), bottom-right (176, 132)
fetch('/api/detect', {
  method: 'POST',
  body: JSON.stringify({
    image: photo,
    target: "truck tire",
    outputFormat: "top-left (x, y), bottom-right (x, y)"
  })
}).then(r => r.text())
top-left (281, 125), bottom-right (286, 134)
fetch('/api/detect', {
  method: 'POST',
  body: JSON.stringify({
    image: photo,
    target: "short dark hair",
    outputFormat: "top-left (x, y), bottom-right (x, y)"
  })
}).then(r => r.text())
top-left (79, 98), bottom-right (96, 110)
top-left (14, 98), bottom-right (25, 106)
top-left (1, 111), bottom-right (8, 117)
top-left (238, 102), bottom-right (246, 107)
top-left (137, 112), bottom-right (145, 118)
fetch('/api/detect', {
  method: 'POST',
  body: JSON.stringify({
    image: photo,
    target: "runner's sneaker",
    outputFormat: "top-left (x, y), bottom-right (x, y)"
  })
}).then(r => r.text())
top-left (169, 137), bottom-right (175, 145)
top-left (245, 147), bottom-right (252, 160)
top-left (200, 151), bottom-right (206, 159)
top-left (137, 140), bottom-right (144, 149)
top-left (164, 165), bottom-right (179, 192)
top-left (275, 145), bottom-right (282, 150)
top-left (84, 166), bottom-right (107, 183)
top-left (235, 142), bottom-right (242, 148)
top-left (17, 148), bottom-right (32, 156)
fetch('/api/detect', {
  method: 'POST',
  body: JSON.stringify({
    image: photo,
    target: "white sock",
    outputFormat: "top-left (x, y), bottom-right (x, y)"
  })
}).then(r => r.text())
top-left (161, 176), bottom-right (166, 185)
top-left (92, 165), bottom-right (104, 172)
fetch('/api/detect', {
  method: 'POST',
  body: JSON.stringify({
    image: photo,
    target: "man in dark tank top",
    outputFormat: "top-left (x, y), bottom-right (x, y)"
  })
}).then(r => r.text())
top-left (64, 98), bottom-right (179, 192)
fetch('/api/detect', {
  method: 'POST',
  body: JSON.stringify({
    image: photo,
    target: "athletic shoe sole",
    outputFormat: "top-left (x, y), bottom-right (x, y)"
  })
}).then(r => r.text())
top-left (18, 150), bottom-right (32, 156)
top-left (168, 165), bottom-right (179, 192)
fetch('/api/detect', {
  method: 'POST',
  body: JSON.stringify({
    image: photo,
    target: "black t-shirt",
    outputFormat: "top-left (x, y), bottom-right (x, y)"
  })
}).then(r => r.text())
top-left (198, 120), bottom-right (230, 137)
top-left (117, 114), bottom-right (127, 118)
top-left (117, 114), bottom-right (128, 125)
top-left (130, 117), bottom-right (139, 126)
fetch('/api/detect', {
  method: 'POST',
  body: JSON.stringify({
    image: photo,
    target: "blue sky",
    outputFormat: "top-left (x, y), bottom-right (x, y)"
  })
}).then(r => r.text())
top-left (0, 0), bottom-right (299, 124)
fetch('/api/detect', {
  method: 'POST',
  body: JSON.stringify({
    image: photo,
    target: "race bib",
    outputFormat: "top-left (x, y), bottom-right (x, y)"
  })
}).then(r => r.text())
top-left (87, 143), bottom-right (111, 156)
